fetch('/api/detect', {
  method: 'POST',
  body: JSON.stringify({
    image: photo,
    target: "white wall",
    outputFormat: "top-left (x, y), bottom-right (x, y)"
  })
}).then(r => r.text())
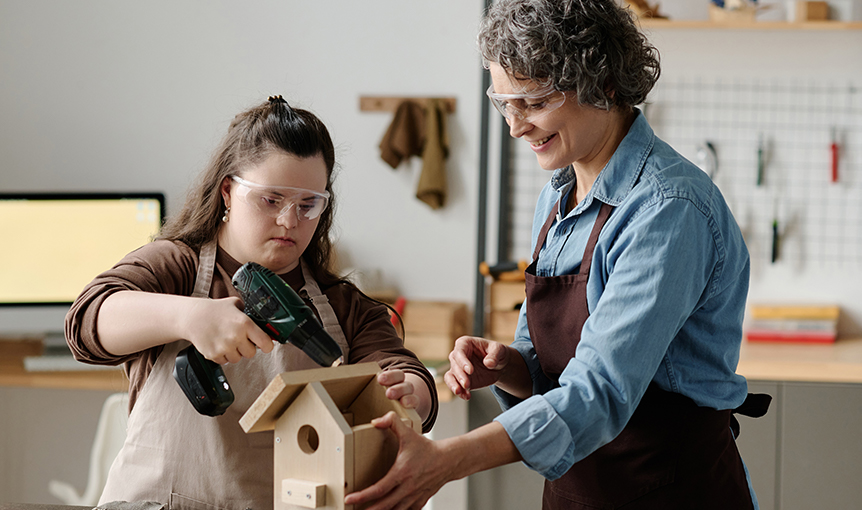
top-left (0, 0), bottom-right (485, 305)
top-left (5, 2), bottom-right (858, 329)
top-left (0, 0), bottom-right (487, 504)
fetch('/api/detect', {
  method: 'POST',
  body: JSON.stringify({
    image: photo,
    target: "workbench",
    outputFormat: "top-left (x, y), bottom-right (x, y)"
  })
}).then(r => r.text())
top-left (737, 336), bottom-right (862, 384)
top-left (733, 337), bottom-right (862, 510)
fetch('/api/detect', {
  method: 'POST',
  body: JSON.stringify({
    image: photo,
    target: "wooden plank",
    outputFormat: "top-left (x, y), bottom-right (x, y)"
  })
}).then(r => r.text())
top-left (240, 363), bottom-right (381, 433)
top-left (351, 423), bottom-right (400, 507)
top-left (282, 479), bottom-right (326, 508)
top-left (347, 377), bottom-right (421, 434)
top-left (359, 96), bottom-right (457, 113)
top-left (273, 382), bottom-right (352, 510)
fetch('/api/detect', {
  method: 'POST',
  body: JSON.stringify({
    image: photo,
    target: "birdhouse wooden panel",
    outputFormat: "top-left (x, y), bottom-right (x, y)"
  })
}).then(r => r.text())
top-left (240, 362), bottom-right (420, 510)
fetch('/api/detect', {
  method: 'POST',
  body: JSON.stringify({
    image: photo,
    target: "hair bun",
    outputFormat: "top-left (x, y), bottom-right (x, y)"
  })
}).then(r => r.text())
top-left (268, 95), bottom-right (287, 104)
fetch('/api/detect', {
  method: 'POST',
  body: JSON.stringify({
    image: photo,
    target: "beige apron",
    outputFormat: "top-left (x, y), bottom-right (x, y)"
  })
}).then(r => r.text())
top-left (100, 241), bottom-right (349, 510)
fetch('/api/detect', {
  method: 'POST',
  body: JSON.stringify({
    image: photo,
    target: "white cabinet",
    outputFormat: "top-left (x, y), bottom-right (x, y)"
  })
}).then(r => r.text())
top-left (737, 381), bottom-right (862, 510)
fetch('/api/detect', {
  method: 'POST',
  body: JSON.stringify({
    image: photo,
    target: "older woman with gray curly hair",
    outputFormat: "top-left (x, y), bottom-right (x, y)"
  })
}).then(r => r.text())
top-left (346, 1), bottom-right (769, 509)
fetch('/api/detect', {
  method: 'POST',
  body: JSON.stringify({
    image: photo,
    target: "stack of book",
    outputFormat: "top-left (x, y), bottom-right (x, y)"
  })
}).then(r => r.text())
top-left (746, 304), bottom-right (840, 344)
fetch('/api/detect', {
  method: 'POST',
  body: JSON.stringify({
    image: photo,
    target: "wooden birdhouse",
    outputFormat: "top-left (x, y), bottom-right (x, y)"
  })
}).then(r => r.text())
top-left (240, 362), bottom-right (421, 510)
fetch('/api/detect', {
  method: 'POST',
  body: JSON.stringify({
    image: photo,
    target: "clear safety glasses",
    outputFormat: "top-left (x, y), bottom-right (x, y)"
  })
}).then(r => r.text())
top-left (486, 84), bottom-right (566, 123)
top-left (231, 176), bottom-right (330, 222)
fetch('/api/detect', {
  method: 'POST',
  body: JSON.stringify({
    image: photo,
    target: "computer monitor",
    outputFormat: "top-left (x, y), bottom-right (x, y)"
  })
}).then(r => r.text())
top-left (0, 192), bottom-right (165, 339)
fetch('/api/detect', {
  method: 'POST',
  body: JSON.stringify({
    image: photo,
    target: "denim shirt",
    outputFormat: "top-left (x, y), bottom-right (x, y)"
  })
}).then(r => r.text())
top-left (492, 111), bottom-right (751, 481)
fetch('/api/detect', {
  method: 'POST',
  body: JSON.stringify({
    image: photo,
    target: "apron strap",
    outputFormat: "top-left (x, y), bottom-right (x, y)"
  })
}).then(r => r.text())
top-left (579, 202), bottom-right (614, 277)
top-left (531, 199), bottom-right (562, 263)
top-left (299, 259), bottom-right (350, 354)
top-left (192, 240), bottom-right (218, 299)
top-left (531, 199), bottom-right (613, 277)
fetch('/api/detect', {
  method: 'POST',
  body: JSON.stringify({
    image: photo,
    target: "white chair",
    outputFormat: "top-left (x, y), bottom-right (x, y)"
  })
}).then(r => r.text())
top-left (49, 392), bottom-right (129, 506)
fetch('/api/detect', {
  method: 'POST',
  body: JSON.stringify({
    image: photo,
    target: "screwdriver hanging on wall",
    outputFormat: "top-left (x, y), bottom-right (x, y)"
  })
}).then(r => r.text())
top-left (757, 133), bottom-right (766, 186)
top-left (831, 126), bottom-right (839, 183)
top-left (771, 219), bottom-right (780, 264)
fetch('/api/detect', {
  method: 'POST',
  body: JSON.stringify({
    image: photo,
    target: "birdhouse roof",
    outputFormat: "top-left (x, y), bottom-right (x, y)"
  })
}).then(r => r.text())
top-left (239, 362), bottom-right (381, 433)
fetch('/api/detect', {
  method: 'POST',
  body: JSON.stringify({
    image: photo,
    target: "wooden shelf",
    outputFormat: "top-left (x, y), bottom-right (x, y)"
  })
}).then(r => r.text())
top-left (639, 19), bottom-right (862, 30)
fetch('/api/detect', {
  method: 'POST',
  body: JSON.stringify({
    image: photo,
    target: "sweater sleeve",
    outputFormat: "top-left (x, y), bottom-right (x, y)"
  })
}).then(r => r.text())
top-left (64, 240), bottom-right (199, 410)
top-left (325, 283), bottom-right (439, 433)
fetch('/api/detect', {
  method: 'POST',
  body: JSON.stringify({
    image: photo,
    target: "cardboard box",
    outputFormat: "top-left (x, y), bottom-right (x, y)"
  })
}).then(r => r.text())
top-left (792, 1), bottom-right (830, 20)
top-left (401, 301), bottom-right (468, 337)
top-left (489, 281), bottom-right (526, 312)
top-left (400, 300), bottom-right (469, 361)
top-left (488, 310), bottom-right (520, 343)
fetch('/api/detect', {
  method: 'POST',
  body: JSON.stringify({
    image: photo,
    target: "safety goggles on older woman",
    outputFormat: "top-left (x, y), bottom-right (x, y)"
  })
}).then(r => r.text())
top-left (231, 176), bottom-right (330, 222)
top-left (486, 84), bottom-right (566, 123)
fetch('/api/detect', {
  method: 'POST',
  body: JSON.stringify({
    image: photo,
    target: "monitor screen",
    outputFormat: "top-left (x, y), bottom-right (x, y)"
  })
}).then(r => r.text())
top-left (0, 193), bottom-right (165, 305)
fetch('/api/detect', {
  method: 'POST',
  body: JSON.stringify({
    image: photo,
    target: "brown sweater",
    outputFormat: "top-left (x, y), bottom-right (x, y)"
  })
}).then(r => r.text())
top-left (65, 240), bottom-right (438, 432)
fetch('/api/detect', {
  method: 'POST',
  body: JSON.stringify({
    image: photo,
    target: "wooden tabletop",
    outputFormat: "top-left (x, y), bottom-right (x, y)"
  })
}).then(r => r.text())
top-left (0, 337), bottom-right (129, 391)
top-left (3, 336), bottom-right (861, 391)
top-left (737, 337), bottom-right (862, 384)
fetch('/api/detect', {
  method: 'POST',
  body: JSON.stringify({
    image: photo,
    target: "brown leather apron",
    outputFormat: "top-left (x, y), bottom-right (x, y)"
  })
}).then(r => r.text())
top-left (99, 241), bottom-right (350, 510)
top-left (525, 200), bottom-right (767, 510)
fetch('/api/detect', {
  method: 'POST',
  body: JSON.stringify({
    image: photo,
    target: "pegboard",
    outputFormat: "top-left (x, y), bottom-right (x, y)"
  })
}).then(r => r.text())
top-left (505, 77), bottom-right (862, 273)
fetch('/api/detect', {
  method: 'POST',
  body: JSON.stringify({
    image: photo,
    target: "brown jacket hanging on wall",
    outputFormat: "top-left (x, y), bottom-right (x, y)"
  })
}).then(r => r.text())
top-left (416, 98), bottom-right (448, 209)
top-left (379, 100), bottom-right (425, 169)
top-left (377, 99), bottom-right (449, 209)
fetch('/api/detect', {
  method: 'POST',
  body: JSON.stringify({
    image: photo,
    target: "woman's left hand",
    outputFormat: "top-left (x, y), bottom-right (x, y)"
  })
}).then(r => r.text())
top-left (345, 413), bottom-right (523, 509)
top-left (344, 411), bottom-right (448, 510)
top-left (377, 369), bottom-right (419, 410)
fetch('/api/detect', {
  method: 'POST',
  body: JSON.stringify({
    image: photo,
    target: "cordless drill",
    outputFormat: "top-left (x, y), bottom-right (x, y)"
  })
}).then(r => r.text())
top-left (173, 261), bottom-right (344, 416)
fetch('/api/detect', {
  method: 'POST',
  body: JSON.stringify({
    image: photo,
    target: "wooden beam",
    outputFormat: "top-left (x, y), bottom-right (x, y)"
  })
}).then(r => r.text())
top-left (359, 96), bottom-right (457, 113)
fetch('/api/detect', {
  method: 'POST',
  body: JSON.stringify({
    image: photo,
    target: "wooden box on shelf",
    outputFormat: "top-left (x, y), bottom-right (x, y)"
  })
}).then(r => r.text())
top-left (708, 3), bottom-right (758, 22)
top-left (795, 1), bottom-right (830, 20)
top-left (487, 280), bottom-right (525, 343)
top-left (400, 300), bottom-right (469, 360)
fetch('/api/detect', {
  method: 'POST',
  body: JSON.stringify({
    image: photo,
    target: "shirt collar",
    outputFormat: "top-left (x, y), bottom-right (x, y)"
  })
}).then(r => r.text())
top-left (550, 109), bottom-right (655, 211)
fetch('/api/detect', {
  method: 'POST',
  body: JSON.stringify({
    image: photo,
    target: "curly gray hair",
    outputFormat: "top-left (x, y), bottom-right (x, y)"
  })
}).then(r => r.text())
top-left (478, 0), bottom-right (660, 111)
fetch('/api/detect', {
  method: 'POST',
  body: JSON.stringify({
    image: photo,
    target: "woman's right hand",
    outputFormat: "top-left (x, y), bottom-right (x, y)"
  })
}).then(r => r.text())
top-left (182, 296), bottom-right (275, 364)
top-left (444, 336), bottom-right (513, 400)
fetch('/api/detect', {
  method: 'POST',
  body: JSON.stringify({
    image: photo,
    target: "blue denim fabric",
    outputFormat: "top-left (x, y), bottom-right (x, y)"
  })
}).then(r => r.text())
top-left (492, 112), bottom-right (753, 493)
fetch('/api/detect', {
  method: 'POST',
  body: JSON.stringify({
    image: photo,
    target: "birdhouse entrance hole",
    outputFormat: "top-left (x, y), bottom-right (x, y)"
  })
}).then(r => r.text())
top-left (297, 425), bottom-right (319, 454)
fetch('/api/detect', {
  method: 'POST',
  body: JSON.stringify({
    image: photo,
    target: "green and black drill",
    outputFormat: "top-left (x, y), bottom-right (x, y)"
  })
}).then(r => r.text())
top-left (173, 261), bottom-right (344, 416)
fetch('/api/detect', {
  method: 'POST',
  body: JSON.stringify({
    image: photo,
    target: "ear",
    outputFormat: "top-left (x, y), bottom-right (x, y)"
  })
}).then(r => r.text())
top-left (604, 80), bottom-right (616, 100)
top-left (220, 176), bottom-right (233, 208)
